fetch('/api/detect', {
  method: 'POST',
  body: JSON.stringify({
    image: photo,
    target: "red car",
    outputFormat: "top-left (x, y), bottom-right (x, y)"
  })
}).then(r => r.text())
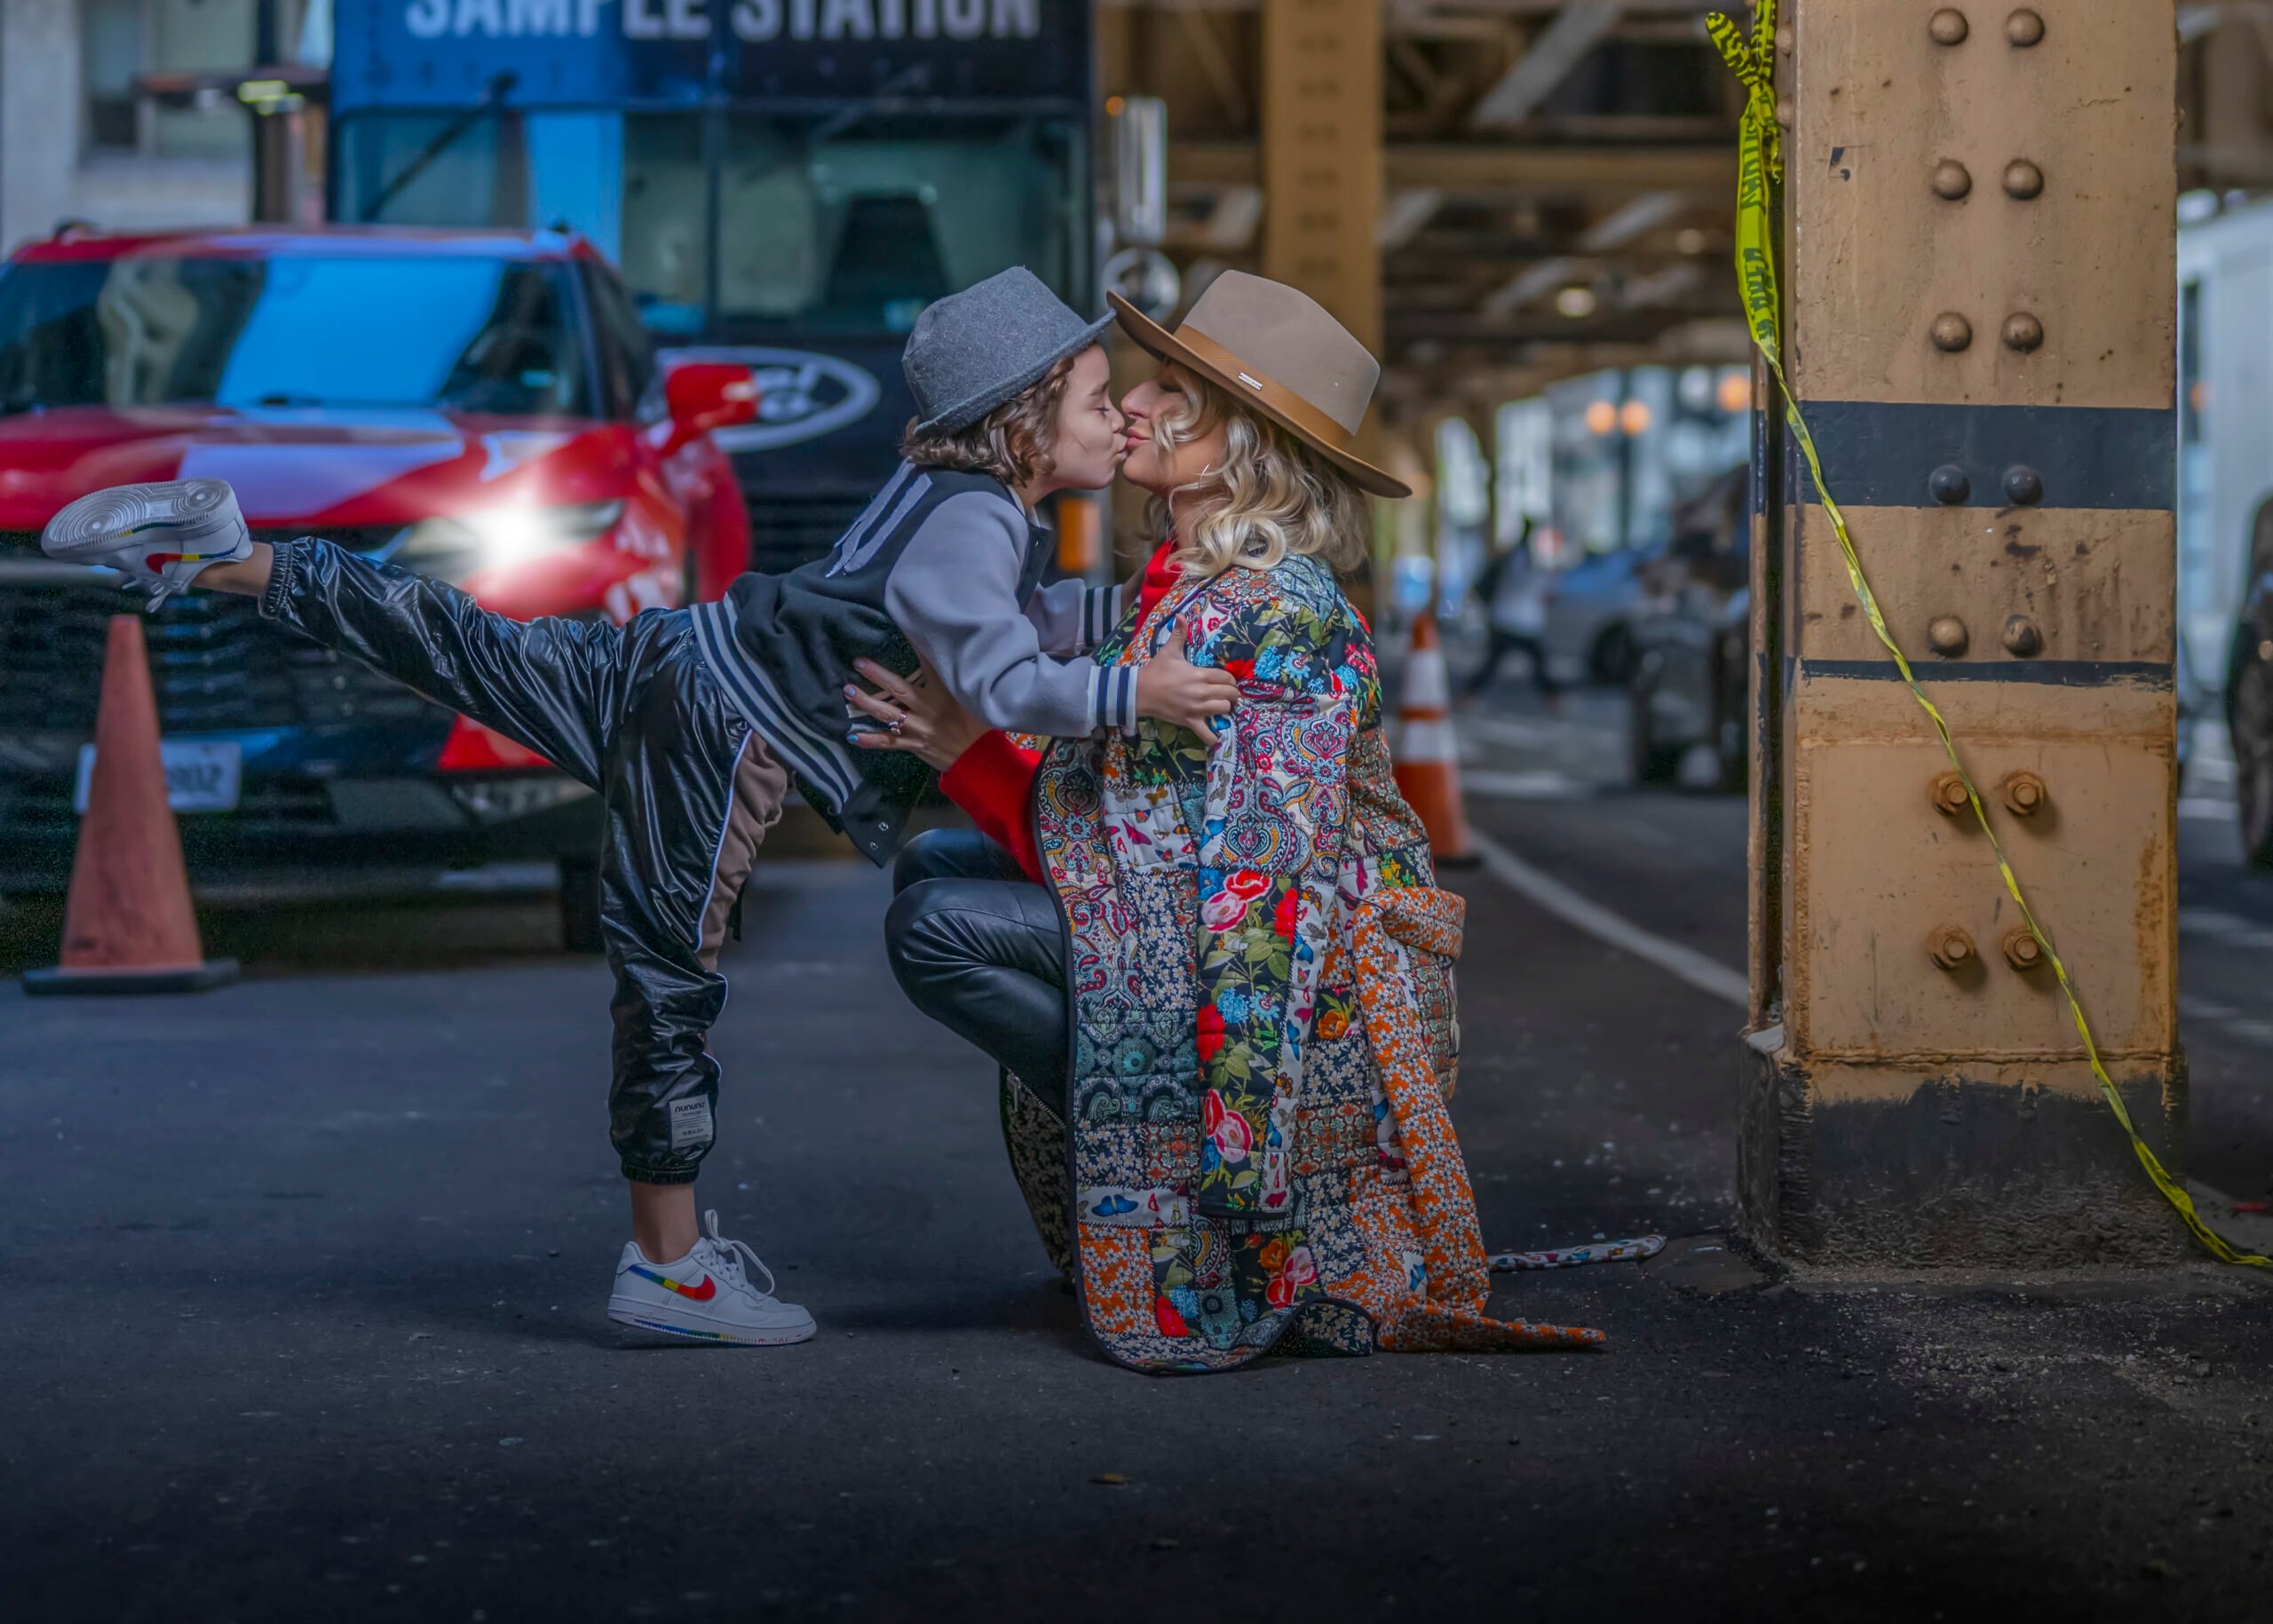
top-left (0, 226), bottom-right (756, 947)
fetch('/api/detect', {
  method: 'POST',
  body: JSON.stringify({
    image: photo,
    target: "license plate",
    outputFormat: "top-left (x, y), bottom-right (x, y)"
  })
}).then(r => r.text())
top-left (75, 739), bottom-right (242, 815)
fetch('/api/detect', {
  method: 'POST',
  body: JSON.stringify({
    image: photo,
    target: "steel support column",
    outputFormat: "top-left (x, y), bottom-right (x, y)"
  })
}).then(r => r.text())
top-left (1260, 0), bottom-right (1382, 352)
top-left (1743, 0), bottom-right (2189, 1266)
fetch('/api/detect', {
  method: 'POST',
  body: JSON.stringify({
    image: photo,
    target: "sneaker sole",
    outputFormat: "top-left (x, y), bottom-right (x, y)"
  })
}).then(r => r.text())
top-left (42, 479), bottom-right (246, 562)
top-left (606, 1296), bottom-right (818, 1348)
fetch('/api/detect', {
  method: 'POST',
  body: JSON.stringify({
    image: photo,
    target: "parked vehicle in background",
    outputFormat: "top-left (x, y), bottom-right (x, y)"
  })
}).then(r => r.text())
top-left (1541, 544), bottom-right (1653, 686)
top-left (0, 226), bottom-right (755, 948)
top-left (1628, 468), bottom-right (1749, 789)
top-left (2225, 499), bottom-right (2273, 864)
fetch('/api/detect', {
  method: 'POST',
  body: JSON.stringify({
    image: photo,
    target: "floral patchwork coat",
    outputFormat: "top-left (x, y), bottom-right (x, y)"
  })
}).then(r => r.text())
top-left (1004, 551), bottom-right (1604, 1374)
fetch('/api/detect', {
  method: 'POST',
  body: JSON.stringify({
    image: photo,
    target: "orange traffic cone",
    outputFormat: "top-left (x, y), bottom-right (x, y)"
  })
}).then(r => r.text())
top-left (1391, 611), bottom-right (1477, 867)
top-left (23, 615), bottom-right (237, 994)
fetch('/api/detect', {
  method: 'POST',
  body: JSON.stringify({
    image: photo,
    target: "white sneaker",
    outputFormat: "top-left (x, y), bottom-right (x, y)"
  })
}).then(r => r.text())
top-left (41, 478), bottom-right (251, 608)
top-left (606, 1208), bottom-right (816, 1347)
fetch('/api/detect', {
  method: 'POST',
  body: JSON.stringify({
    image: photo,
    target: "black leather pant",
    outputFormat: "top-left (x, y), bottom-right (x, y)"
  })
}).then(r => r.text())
top-left (259, 538), bottom-right (789, 1185)
top-left (885, 829), bottom-right (1070, 1117)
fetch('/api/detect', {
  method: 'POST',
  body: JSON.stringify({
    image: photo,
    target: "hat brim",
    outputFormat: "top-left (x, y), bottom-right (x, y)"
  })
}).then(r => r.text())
top-left (910, 313), bottom-right (1115, 438)
top-left (1108, 291), bottom-right (1412, 499)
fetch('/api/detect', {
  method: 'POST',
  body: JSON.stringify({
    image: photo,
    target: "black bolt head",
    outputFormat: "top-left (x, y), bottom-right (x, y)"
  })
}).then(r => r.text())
top-left (2003, 465), bottom-right (2045, 505)
top-left (1928, 464), bottom-right (1972, 505)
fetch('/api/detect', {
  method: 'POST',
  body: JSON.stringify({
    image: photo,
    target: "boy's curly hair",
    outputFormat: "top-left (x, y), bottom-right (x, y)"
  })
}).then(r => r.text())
top-left (900, 353), bottom-right (1077, 489)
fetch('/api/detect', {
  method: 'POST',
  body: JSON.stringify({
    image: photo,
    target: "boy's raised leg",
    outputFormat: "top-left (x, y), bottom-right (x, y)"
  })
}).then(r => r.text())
top-left (47, 479), bottom-right (811, 1347)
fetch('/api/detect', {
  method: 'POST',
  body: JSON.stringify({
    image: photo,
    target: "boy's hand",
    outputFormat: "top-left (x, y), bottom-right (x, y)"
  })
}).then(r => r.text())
top-left (1136, 617), bottom-right (1239, 734)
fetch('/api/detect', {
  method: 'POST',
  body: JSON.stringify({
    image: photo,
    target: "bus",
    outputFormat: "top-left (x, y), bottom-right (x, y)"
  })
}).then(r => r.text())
top-left (2177, 195), bottom-right (2273, 693)
top-left (331, 0), bottom-right (1097, 572)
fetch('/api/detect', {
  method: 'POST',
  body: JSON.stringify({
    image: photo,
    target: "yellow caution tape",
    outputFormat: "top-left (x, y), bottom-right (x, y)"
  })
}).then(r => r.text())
top-left (1709, 1), bottom-right (2267, 1267)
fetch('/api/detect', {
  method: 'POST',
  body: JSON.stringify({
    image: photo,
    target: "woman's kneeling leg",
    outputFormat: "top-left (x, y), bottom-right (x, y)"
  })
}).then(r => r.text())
top-left (885, 877), bottom-right (1068, 1115)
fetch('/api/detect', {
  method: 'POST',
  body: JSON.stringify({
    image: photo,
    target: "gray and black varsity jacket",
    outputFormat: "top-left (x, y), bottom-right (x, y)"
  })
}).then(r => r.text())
top-left (690, 462), bottom-right (1127, 864)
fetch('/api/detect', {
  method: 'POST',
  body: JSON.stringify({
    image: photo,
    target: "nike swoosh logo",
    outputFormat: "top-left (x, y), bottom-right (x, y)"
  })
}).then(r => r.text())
top-left (630, 1265), bottom-right (717, 1302)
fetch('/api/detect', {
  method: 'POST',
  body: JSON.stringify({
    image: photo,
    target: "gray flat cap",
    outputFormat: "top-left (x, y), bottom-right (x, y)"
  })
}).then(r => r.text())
top-left (904, 266), bottom-right (1113, 436)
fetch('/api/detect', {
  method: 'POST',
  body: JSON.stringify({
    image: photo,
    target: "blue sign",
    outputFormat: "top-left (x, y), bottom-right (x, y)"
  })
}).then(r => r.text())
top-left (337, 0), bottom-right (1089, 109)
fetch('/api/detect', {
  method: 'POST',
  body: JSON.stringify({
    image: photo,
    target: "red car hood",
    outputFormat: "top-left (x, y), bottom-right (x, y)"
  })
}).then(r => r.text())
top-left (0, 404), bottom-right (637, 532)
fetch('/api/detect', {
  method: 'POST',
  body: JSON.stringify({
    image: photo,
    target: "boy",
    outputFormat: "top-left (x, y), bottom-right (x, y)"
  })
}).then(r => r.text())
top-left (41, 267), bottom-right (1236, 1347)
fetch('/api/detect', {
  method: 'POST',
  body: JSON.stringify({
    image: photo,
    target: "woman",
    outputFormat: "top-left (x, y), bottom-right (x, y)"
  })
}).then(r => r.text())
top-left (854, 273), bottom-right (1603, 1374)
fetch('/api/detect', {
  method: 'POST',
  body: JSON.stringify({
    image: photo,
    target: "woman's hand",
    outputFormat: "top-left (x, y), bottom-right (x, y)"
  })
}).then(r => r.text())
top-left (844, 658), bottom-right (989, 773)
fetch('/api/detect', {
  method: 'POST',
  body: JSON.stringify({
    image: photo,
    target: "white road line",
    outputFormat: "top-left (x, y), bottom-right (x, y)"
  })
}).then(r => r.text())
top-left (2179, 798), bottom-right (2236, 821)
top-left (1465, 769), bottom-right (1587, 801)
top-left (2179, 908), bottom-right (2273, 950)
top-left (1458, 715), bottom-right (1563, 749)
top-left (1469, 829), bottom-right (1750, 1010)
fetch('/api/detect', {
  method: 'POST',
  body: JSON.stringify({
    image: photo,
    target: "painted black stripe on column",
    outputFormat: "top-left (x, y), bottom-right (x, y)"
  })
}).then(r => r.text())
top-left (1802, 658), bottom-right (2172, 689)
top-left (1783, 401), bottom-right (2174, 511)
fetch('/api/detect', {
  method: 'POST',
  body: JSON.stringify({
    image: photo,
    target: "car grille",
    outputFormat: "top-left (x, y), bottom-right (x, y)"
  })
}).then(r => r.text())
top-left (743, 494), bottom-right (870, 575)
top-left (0, 529), bottom-right (440, 736)
top-left (0, 771), bottom-right (337, 844)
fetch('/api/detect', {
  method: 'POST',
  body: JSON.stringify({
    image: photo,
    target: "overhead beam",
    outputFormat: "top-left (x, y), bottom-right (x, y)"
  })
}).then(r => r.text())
top-left (1470, 1), bottom-right (1628, 129)
top-left (1385, 308), bottom-right (1724, 343)
top-left (1198, 185), bottom-right (1264, 249)
top-left (1099, 0), bottom-right (1723, 12)
top-left (1171, 140), bottom-right (1735, 197)
top-left (1575, 188), bottom-right (1687, 250)
top-left (1376, 187), bottom-right (1446, 249)
top-left (1480, 257), bottom-right (1580, 317)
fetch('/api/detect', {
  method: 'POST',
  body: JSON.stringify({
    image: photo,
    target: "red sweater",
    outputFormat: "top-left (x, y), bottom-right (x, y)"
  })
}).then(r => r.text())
top-left (938, 543), bottom-right (1183, 881)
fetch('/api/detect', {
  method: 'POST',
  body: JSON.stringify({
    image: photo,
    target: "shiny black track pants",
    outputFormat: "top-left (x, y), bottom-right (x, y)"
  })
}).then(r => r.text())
top-left (885, 829), bottom-right (1070, 1117)
top-left (260, 538), bottom-right (788, 1184)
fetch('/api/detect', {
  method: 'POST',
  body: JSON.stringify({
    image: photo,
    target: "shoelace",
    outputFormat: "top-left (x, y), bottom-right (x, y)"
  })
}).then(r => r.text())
top-left (694, 1208), bottom-right (780, 1301)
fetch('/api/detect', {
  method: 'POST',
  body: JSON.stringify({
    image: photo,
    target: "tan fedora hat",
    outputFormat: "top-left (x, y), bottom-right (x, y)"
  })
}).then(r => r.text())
top-left (1109, 272), bottom-right (1411, 499)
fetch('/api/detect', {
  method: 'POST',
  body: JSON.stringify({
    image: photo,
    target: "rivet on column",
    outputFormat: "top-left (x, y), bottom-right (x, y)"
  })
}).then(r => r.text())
top-left (1932, 161), bottom-right (1974, 201)
top-left (2002, 312), bottom-right (2045, 353)
top-left (1776, 25), bottom-right (1794, 55)
top-left (2002, 929), bottom-right (2045, 971)
top-left (1929, 465), bottom-right (1972, 505)
top-left (1776, 99), bottom-right (1794, 130)
top-left (2004, 159), bottom-right (2045, 200)
top-left (2003, 465), bottom-right (2044, 506)
top-left (1930, 927), bottom-right (1977, 971)
top-left (1931, 313), bottom-right (1974, 353)
top-left (2002, 771), bottom-right (2048, 816)
top-left (1929, 772), bottom-right (1973, 815)
top-left (2007, 8), bottom-right (2045, 47)
top-left (1929, 9), bottom-right (1969, 45)
top-left (1928, 616), bottom-right (1970, 657)
top-left (2001, 615), bottom-right (2043, 658)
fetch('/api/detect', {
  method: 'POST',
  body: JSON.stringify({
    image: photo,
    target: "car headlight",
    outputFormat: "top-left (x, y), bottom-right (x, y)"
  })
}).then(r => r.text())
top-left (397, 500), bottom-right (625, 574)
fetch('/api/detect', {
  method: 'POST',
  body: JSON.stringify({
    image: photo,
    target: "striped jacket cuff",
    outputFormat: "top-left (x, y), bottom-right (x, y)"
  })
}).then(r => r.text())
top-left (1088, 660), bottom-right (1139, 736)
top-left (1081, 583), bottom-right (1122, 651)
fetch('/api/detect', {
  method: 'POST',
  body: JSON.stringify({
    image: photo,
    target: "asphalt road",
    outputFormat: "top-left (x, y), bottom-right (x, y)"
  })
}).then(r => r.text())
top-left (4, 688), bottom-right (2273, 1621)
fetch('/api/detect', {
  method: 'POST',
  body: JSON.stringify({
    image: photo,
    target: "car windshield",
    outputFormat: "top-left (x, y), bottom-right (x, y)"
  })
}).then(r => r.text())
top-left (0, 255), bottom-right (590, 416)
top-left (334, 109), bottom-right (1082, 336)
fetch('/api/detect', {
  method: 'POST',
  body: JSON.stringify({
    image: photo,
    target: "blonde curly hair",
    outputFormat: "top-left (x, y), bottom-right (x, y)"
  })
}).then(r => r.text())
top-left (1144, 365), bottom-right (1373, 578)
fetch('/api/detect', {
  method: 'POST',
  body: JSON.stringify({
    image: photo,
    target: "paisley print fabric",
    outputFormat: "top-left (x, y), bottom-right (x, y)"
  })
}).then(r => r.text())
top-left (1027, 554), bottom-right (1604, 1374)
top-left (998, 1068), bottom-right (1074, 1281)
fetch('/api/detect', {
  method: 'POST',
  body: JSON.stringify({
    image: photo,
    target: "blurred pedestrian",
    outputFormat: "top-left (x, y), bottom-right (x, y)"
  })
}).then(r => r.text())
top-left (1462, 517), bottom-right (1561, 708)
top-left (40, 267), bottom-right (1237, 1351)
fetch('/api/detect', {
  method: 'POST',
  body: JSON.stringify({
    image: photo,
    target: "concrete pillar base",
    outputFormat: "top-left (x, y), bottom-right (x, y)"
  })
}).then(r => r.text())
top-left (1738, 1028), bottom-right (2194, 1269)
